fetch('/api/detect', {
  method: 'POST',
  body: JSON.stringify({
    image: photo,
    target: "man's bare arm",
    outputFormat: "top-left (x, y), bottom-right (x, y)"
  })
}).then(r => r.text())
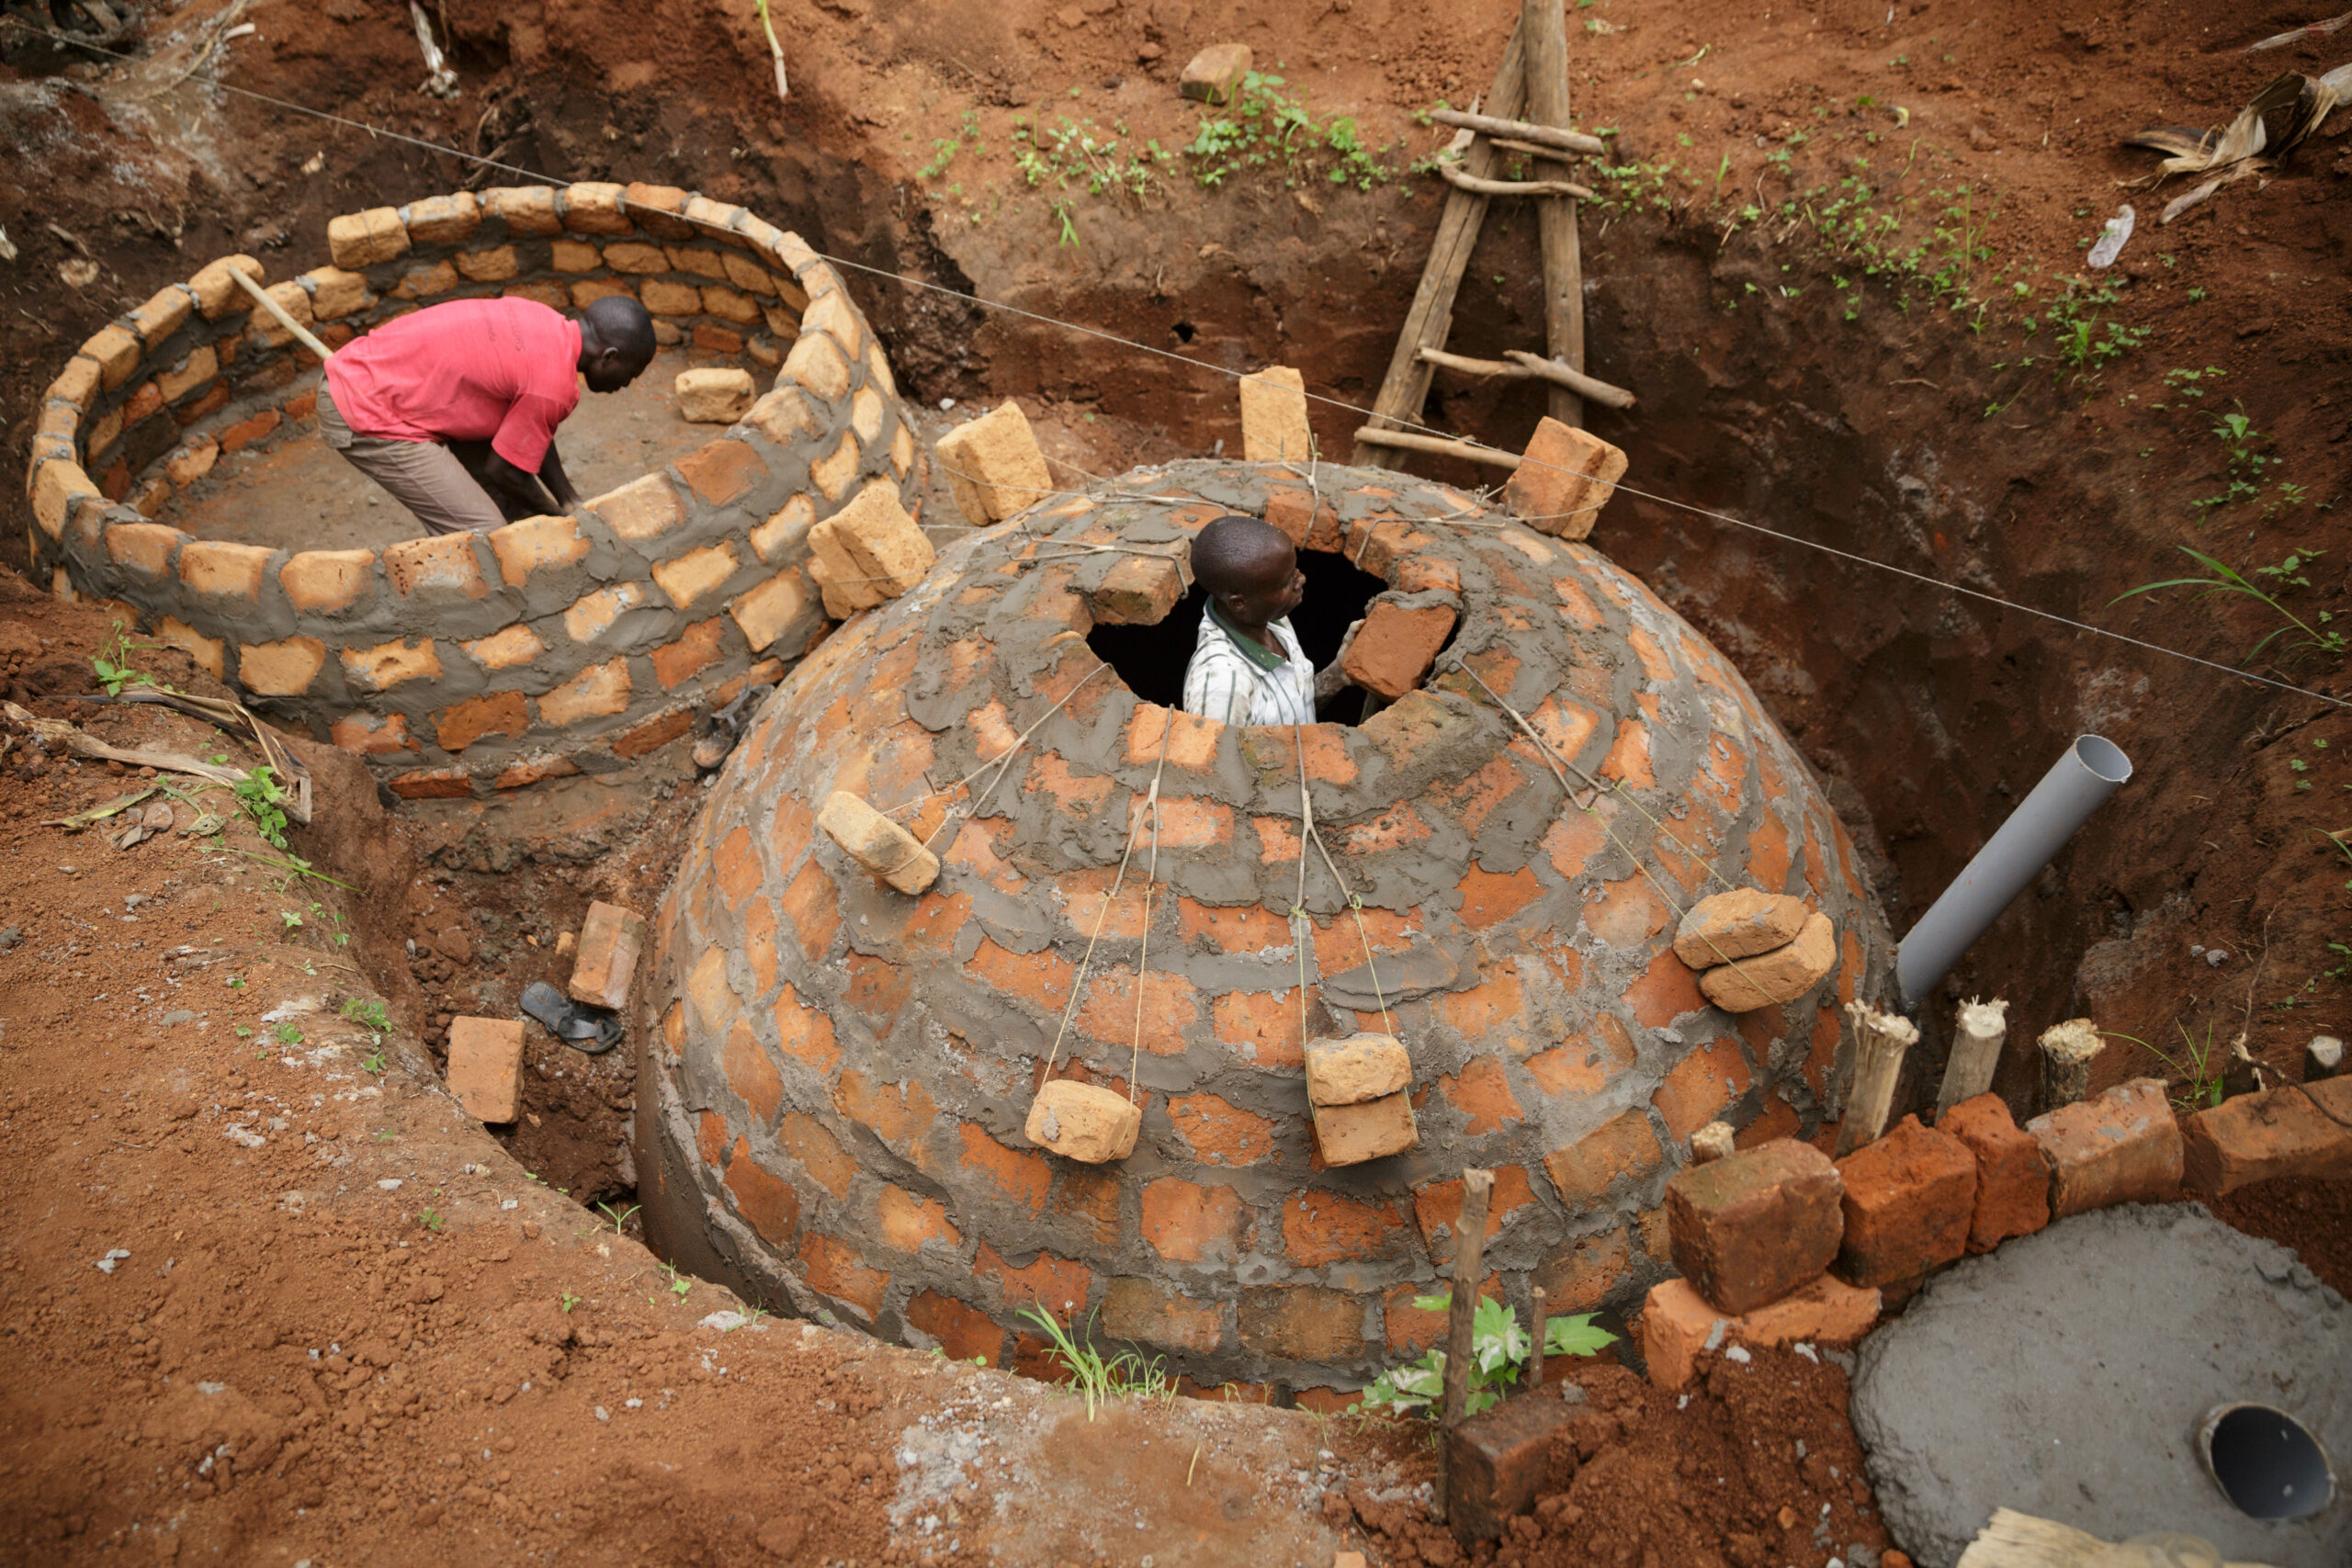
top-left (478, 450), bottom-right (556, 519)
top-left (537, 443), bottom-right (582, 511)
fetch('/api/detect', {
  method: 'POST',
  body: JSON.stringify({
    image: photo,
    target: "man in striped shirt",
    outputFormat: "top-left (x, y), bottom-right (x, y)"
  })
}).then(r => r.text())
top-left (1181, 515), bottom-right (1357, 727)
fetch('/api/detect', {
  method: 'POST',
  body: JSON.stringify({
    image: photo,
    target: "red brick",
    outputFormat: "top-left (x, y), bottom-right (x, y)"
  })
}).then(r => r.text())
top-left (1638, 1274), bottom-right (1880, 1392)
top-left (2180, 1077), bottom-right (2352, 1198)
top-left (1665, 1138), bottom-right (1843, 1315)
top-left (772, 983), bottom-right (841, 1075)
top-left (906, 1291), bottom-right (1004, 1366)
top-left (1543, 1110), bottom-right (1664, 1208)
top-left (721, 1019), bottom-right (784, 1126)
top-left (1412, 1166), bottom-right (1538, 1252)
top-left (1653, 1036), bottom-right (1756, 1143)
top-left (569, 901), bottom-right (645, 1010)
top-left (1125, 703), bottom-right (1221, 770)
top-left (1834, 1115), bottom-right (1976, 1288)
top-left (1280, 1190), bottom-right (1409, 1267)
top-left (651, 616), bottom-right (729, 690)
top-left (1140, 1179), bottom-right (1250, 1263)
top-left (1534, 1227), bottom-right (1631, 1313)
top-left (1238, 1287), bottom-right (1362, 1361)
top-left (780, 857), bottom-right (842, 964)
top-left (388, 767), bottom-right (472, 800)
top-left (1382, 1275), bottom-right (1503, 1353)
top-left (1939, 1093), bottom-right (2052, 1252)
top-left (1167, 1091), bottom-right (1276, 1165)
top-left (975, 1242), bottom-right (1091, 1314)
top-left (1447, 1386), bottom-right (1582, 1542)
top-left (1213, 989), bottom-right (1307, 1069)
top-left (2026, 1077), bottom-right (2184, 1218)
top-left (1074, 969), bottom-right (1201, 1055)
top-left (1456, 863), bottom-right (1544, 931)
top-left (1340, 598), bottom-right (1455, 700)
top-left (721, 1138), bottom-right (800, 1247)
top-left (1103, 1277), bottom-right (1225, 1354)
top-left (433, 690), bottom-right (528, 753)
top-left (799, 1235), bottom-right (888, 1321)
top-left (330, 711), bottom-right (415, 756)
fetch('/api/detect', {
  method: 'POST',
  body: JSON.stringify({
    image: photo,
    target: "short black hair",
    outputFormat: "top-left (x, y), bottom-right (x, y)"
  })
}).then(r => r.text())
top-left (582, 295), bottom-right (657, 363)
top-left (1193, 514), bottom-right (1291, 594)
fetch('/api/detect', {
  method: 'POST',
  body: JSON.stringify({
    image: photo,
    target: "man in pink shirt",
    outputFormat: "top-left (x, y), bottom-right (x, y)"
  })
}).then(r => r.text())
top-left (316, 294), bottom-right (656, 536)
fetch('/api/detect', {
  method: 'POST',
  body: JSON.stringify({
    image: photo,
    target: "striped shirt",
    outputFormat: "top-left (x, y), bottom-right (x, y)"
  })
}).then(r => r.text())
top-left (1182, 603), bottom-right (1317, 727)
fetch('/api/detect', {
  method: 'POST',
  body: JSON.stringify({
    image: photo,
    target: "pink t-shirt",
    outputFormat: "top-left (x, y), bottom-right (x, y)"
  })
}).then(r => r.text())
top-left (323, 298), bottom-right (582, 471)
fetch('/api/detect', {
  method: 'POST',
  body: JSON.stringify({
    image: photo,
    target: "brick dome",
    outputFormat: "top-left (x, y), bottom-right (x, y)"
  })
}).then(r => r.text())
top-left (634, 457), bottom-right (1895, 1395)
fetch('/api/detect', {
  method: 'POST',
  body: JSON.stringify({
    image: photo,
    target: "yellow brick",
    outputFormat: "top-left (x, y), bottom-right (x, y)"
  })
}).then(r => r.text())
top-left (177, 538), bottom-right (274, 600)
top-left (729, 568), bottom-right (812, 653)
top-left (341, 637), bottom-right (443, 692)
top-left (402, 191), bottom-right (481, 245)
top-left (462, 623), bottom-right (547, 670)
top-left (454, 245), bottom-right (519, 282)
top-left (326, 208), bottom-right (410, 268)
top-left (187, 255), bottom-right (265, 319)
top-left (650, 541), bottom-right (741, 611)
top-left (483, 186), bottom-right (564, 236)
top-left (303, 266), bottom-right (371, 321)
top-left (564, 582), bottom-right (651, 644)
top-left (488, 513), bottom-right (590, 585)
top-left (239, 637), bottom-right (327, 696)
top-left (590, 473), bottom-right (684, 541)
top-left (538, 656), bottom-right (631, 725)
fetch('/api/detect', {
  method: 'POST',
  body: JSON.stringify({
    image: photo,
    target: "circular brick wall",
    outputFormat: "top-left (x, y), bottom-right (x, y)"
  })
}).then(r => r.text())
top-left (634, 457), bottom-right (1897, 1396)
top-left (24, 181), bottom-right (919, 797)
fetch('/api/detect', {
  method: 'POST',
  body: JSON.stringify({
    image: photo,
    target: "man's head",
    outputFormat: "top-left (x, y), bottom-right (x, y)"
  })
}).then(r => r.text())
top-left (1193, 514), bottom-right (1303, 630)
top-left (577, 297), bottom-right (657, 393)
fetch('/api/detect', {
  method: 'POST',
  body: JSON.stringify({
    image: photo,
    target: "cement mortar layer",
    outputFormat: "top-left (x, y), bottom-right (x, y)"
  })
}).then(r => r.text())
top-left (23, 181), bottom-right (920, 798)
top-left (1851, 1202), bottom-right (2352, 1568)
top-left (634, 457), bottom-right (1897, 1395)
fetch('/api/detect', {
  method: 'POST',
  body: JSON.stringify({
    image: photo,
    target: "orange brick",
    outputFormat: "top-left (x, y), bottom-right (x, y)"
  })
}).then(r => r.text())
top-left (1139, 795), bottom-right (1232, 851)
top-left (1075, 969), bottom-right (1201, 1055)
top-left (1526, 1031), bottom-right (1626, 1098)
top-left (775, 860), bottom-right (842, 968)
top-left (956, 1122), bottom-right (1053, 1210)
top-left (1125, 704), bottom-right (1222, 771)
top-left (1238, 1287), bottom-right (1362, 1362)
top-left (434, 690), bottom-right (529, 753)
top-left (799, 1235), bottom-right (888, 1321)
top-left (1653, 1036), bottom-right (1755, 1142)
top-left (834, 1068), bottom-right (937, 1146)
top-left (841, 953), bottom-right (911, 1034)
top-left (676, 439), bottom-right (769, 505)
top-left (1167, 1092), bottom-right (1276, 1166)
top-left (907, 1291), bottom-right (1003, 1366)
top-left (1412, 1165), bottom-right (1537, 1251)
top-left (1439, 1055), bottom-right (1526, 1136)
top-left (777, 1110), bottom-right (856, 1198)
top-left (329, 711), bottom-right (416, 756)
top-left (571, 902), bottom-right (647, 1010)
top-left (612, 706), bottom-right (694, 761)
top-left (1541, 800), bottom-right (1615, 882)
top-left (1281, 1190), bottom-right (1409, 1268)
top-left (1626, 947), bottom-right (1710, 1029)
top-left (387, 768), bottom-right (471, 802)
top-left (967, 936), bottom-right (1079, 1016)
top-left (975, 1242), bottom-right (1091, 1314)
top-left (447, 1018), bottom-right (526, 1122)
top-left (1544, 1110), bottom-right (1665, 1208)
top-left (1638, 1275), bottom-right (1879, 1392)
top-left (1104, 1278), bottom-right (1226, 1354)
top-left (539, 657), bottom-right (630, 726)
top-left (722, 1139), bottom-right (800, 1247)
top-left (1213, 989), bottom-right (1307, 1069)
top-left (713, 823), bottom-right (760, 909)
top-left (2180, 1078), bottom-right (2352, 1198)
top-left (877, 1186), bottom-right (963, 1254)
top-left (720, 1019), bottom-right (784, 1126)
top-left (1139, 1178), bottom-right (1250, 1263)
top-left (741, 899), bottom-right (779, 999)
top-left (1176, 899), bottom-right (1293, 954)
top-left (177, 538), bottom-right (273, 601)
top-left (1535, 1227), bottom-right (1631, 1314)
top-left (696, 1110), bottom-right (729, 1168)
top-left (1457, 863), bottom-right (1544, 930)
top-left (771, 982), bottom-right (841, 1076)
top-left (1583, 874), bottom-right (1671, 949)
top-left (1046, 1165), bottom-right (1124, 1249)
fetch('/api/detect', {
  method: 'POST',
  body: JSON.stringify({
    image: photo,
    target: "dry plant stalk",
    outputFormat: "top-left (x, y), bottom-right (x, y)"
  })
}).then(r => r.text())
top-left (1433, 1167), bottom-right (1495, 1522)
top-left (2037, 1018), bottom-right (2105, 1112)
top-left (1690, 1122), bottom-right (1736, 1164)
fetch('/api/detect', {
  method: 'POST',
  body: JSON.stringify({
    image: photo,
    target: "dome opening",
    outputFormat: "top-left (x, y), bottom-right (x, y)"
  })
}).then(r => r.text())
top-left (1083, 546), bottom-right (1391, 721)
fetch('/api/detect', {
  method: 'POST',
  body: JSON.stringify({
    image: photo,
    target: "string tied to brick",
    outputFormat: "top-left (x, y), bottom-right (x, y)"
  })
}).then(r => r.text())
top-left (1289, 723), bottom-right (1399, 1049)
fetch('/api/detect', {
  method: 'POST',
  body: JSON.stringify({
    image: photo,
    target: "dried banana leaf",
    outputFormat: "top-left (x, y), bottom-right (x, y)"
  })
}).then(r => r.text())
top-left (2249, 9), bottom-right (2352, 51)
top-left (2123, 70), bottom-right (2345, 221)
top-left (44, 786), bottom-right (157, 831)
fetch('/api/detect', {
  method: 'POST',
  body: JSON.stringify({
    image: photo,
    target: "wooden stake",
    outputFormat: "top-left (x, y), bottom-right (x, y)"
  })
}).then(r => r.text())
top-left (2037, 1018), bottom-right (2104, 1112)
top-left (1437, 163), bottom-right (1595, 200)
top-left (1351, 427), bottom-right (1520, 469)
top-left (2308, 1033), bottom-right (2344, 1082)
top-left (1690, 1121), bottom-right (1736, 1164)
top-left (1434, 1167), bottom-right (1495, 1521)
top-left (1837, 1002), bottom-right (1918, 1156)
top-left (1527, 1284), bottom-right (1548, 1390)
top-left (229, 265), bottom-right (337, 363)
top-left (1429, 107), bottom-right (1608, 156)
top-left (1351, 24), bottom-right (1529, 466)
top-left (1935, 997), bottom-right (2009, 1118)
top-left (1521, 0), bottom-right (1586, 428)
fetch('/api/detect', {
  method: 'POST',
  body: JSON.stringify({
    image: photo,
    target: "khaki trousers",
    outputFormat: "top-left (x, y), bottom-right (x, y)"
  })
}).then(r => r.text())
top-left (317, 382), bottom-right (529, 536)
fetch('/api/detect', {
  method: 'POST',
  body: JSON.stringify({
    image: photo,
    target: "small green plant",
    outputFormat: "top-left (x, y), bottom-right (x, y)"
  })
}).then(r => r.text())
top-left (595, 1201), bottom-right (641, 1235)
top-left (1185, 70), bottom-right (1400, 191)
top-left (1017, 1303), bottom-right (1172, 1419)
top-left (420, 1207), bottom-right (445, 1233)
top-left (234, 1025), bottom-right (254, 1039)
top-left (91, 629), bottom-right (175, 697)
top-left (2158, 365), bottom-right (2226, 405)
top-left (2104, 1022), bottom-right (2226, 1111)
top-left (2112, 546), bottom-right (2346, 665)
top-left (1355, 1295), bottom-right (1618, 1420)
top-left (560, 1291), bottom-right (581, 1314)
top-left (360, 1049), bottom-right (385, 1075)
top-left (226, 975), bottom-right (245, 989)
top-left (236, 767), bottom-right (292, 851)
top-left (664, 1263), bottom-right (693, 1302)
top-left (273, 1022), bottom-right (304, 1046)
top-left (343, 998), bottom-right (390, 1033)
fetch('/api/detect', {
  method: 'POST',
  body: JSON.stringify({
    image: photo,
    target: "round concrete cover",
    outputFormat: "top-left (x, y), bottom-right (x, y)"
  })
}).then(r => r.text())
top-left (1849, 1202), bottom-right (2351, 1568)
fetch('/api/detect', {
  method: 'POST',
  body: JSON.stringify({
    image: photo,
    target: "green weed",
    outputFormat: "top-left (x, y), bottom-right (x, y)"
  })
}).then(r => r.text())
top-left (1016, 1303), bottom-right (1173, 1419)
top-left (342, 998), bottom-right (390, 1033)
top-left (2103, 1023), bottom-right (2226, 1111)
top-left (1355, 1294), bottom-right (1617, 1421)
top-left (2113, 546), bottom-right (2346, 665)
top-left (235, 767), bottom-right (292, 851)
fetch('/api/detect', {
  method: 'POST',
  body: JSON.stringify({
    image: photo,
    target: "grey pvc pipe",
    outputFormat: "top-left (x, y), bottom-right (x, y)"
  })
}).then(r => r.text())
top-left (1896, 735), bottom-right (2133, 1008)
